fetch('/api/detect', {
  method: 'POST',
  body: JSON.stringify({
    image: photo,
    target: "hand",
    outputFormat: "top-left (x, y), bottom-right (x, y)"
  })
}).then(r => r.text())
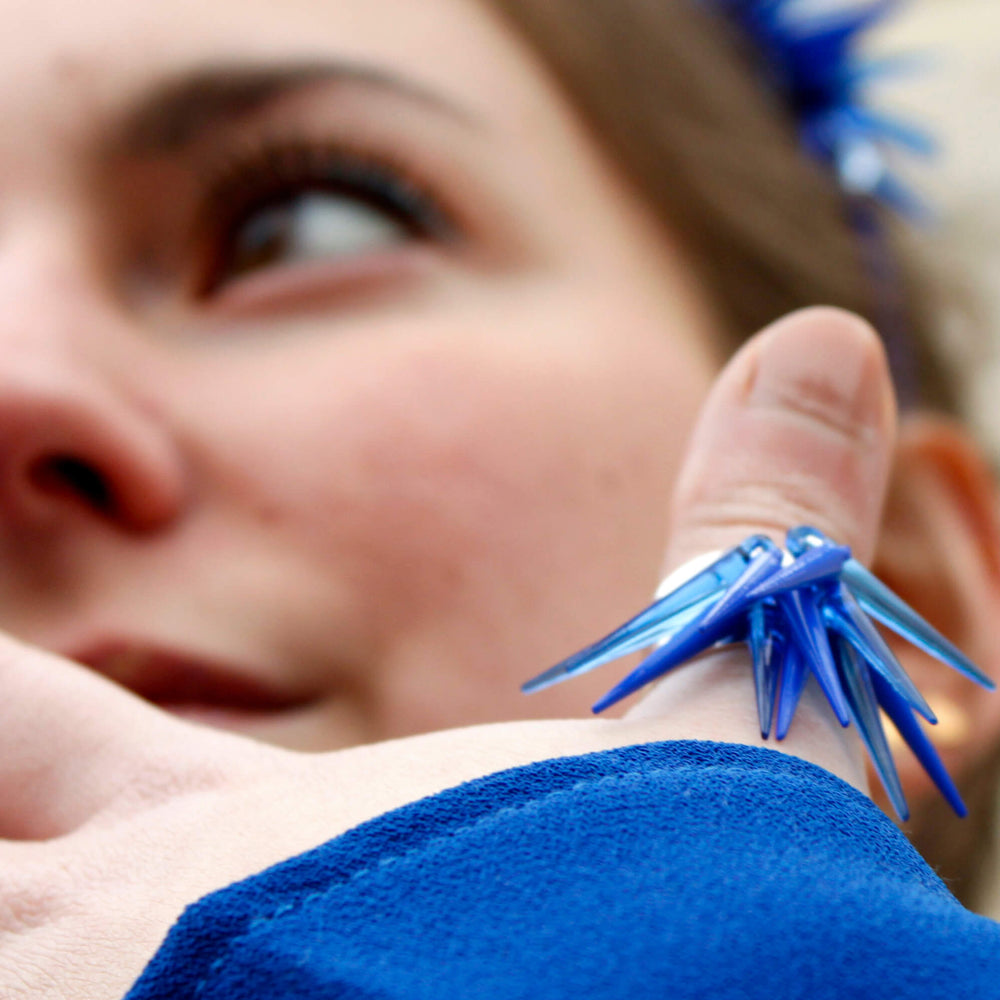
top-left (626, 306), bottom-right (896, 789)
top-left (0, 308), bottom-right (897, 999)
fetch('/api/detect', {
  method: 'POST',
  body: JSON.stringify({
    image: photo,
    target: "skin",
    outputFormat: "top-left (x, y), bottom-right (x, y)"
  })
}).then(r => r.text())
top-left (0, 0), bottom-right (721, 749)
top-left (0, 0), bottom-right (925, 996)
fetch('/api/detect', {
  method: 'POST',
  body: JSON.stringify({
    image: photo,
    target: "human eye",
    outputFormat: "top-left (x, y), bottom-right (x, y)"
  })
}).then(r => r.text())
top-left (193, 140), bottom-right (460, 298)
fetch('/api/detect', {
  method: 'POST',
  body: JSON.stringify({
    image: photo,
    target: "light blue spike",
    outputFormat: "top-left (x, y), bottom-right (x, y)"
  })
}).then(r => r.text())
top-left (586, 596), bottom-right (718, 661)
top-left (591, 607), bottom-right (740, 714)
top-left (786, 0), bottom-right (899, 44)
top-left (845, 52), bottom-right (936, 87)
top-left (779, 589), bottom-right (851, 727)
top-left (749, 601), bottom-right (781, 738)
top-left (521, 595), bottom-right (714, 694)
top-left (871, 670), bottom-right (967, 817)
top-left (529, 592), bottom-right (722, 691)
top-left (785, 525), bottom-right (829, 553)
top-left (842, 107), bottom-right (938, 156)
top-left (698, 542), bottom-right (782, 630)
top-left (823, 587), bottom-right (936, 722)
top-left (774, 642), bottom-right (807, 741)
top-left (523, 538), bottom-right (768, 693)
top-left (871, 171), bottom-right (935, 224)
top-left (842, 558), bottom-right (995, 689)
top-left (520, 594), bottom-right (715, 693)
top-left (835, 636), bottom-right (909, 820)
top-left (835, 137), bottom-right (889, 197)
top-left (745, 544), bottom-right (849, 601)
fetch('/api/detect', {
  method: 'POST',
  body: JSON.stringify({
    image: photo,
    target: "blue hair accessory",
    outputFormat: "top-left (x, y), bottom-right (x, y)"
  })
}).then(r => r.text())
top-left (522, 527), bottom-right (994, 820)
top-left (713, 0), bottom-right (935, 217)
top-left (710, 1), bottom-right (937, 406)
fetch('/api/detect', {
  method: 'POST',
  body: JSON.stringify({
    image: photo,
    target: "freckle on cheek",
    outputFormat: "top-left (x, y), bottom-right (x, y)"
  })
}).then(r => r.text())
top-left (253, 502), bottom-right (287, 527)
top-left (597, 465), bottom-right (625, 494)
top-left (51, 53), bottom-right (87, 80)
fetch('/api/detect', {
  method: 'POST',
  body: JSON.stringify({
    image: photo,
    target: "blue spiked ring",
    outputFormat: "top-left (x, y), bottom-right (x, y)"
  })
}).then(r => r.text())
top-left (522, 527), bottom-right (995, 820)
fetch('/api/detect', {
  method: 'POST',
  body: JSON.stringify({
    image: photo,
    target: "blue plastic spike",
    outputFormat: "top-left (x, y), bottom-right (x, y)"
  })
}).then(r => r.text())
top-left (784, 0), bottom-right (899, 48)
top-left (871, 670), bottom-right (967, 817)
top-left (591, 606), bottom-right (742, 714)
top-left (524, 592), bottom-right (721, 694)
top-left (778, 588), bottom-right (851, 726)
top-left (523, 594), bottom-right (725, 694)
top-left (835, 136), bottom-right (891, 198)
top-left (698, 541), bottom-right (783, 629)
top-left (845, 52), bottom-right (935, 87)
top-left (774, 642), bottom-right (808, 741)
top-left (842, 558), bottom-right (995, 689)
top-left (842, 107), bottom-right (938, 156)
top-left (523, 538), bottom-right (770, 693)
top-left (745, 544), bottom-right (849, 601)
top-left (582, 596), bottom-right (717, 661)
top-left (749, 601), bottom-right (782, 738)
top-left (521, 594), bottom-right (713, 693)
top-left (835, 636), bottom-right (909, 820)
top-left (785, 525), bottom-right (829, 553)
top-left (871, 171), bottom-right (935, 224)
top-left (823, 587), bottom-right (936, 722)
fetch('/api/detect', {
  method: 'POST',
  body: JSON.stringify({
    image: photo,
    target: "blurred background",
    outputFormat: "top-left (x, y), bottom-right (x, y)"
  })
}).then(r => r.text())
top-left (869, 0), bottom-right (1000, 453)
top-left (872, 0), bottom-right (1000, 916)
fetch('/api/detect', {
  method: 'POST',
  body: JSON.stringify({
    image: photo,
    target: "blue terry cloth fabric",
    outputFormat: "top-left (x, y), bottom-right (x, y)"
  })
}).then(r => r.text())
top-left (125, 741), bottom-right (1000, 1000)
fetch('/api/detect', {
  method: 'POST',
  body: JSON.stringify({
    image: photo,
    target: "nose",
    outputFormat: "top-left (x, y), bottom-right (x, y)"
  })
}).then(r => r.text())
top-left (0, 282), bottom-right (185, 533)
top-left (0, 366), bottom-right (186, 531)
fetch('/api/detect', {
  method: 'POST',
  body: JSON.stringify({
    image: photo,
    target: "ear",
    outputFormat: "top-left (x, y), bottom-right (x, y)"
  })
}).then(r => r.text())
top-left (870, 412), bottom-right (1000, 813)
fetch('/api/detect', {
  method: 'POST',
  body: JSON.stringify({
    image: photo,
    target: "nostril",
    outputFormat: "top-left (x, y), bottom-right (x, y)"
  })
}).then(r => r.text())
top-left (28, 454), bottom-right (115, 515)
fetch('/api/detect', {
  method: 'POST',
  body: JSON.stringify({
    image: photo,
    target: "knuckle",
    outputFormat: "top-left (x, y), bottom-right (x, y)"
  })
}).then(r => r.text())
top-left (674, 472), bottom-right (858, 555)
top-left (111, 736), bottom-right (265, 815)
top-left (0, 864), bottom-right (68, 936)
top-left (118, 753), bottom-right (227, 809)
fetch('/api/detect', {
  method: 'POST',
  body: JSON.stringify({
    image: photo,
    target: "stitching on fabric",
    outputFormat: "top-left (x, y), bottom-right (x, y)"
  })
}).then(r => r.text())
top-left (191, 760), bottom-right (802, 990)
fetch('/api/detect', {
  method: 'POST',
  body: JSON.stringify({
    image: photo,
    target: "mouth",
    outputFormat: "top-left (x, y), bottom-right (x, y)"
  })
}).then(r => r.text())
top-left (70, 640), bottom-right (314, 726)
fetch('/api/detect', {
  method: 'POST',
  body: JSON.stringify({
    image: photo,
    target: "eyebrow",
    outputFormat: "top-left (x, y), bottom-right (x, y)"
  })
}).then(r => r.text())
top-left (116, 61), bottom-right (475, 155)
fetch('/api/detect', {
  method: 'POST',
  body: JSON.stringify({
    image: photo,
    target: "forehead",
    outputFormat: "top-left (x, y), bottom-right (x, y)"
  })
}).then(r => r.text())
top-left (0, 0), bottom-right (547, 150)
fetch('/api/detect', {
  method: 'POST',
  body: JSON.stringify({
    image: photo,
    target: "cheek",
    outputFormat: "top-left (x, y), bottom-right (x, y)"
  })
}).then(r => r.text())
top-left (312, 332), bottom-right (706, 674)
top-left (372, 343), bottom-right (712, 733)
top-left (264, 343), bottom-right (650, 608)
top-left (177, 313), bottom-right (714, 731)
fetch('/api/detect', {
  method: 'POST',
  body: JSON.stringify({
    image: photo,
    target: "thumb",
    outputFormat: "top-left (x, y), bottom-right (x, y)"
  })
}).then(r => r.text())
top-left (667, 306), bottom-right (896, 571)
top-left (626, 308), bottom-right (897, 788)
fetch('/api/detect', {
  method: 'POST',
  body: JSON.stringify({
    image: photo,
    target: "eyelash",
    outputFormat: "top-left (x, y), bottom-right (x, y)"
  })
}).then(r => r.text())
top-left (192, 138), bottom-right (461, 296)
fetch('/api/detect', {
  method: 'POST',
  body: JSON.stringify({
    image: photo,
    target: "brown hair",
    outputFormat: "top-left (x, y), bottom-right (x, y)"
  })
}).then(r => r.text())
top-left (484, 0), bottom-right (955, 411)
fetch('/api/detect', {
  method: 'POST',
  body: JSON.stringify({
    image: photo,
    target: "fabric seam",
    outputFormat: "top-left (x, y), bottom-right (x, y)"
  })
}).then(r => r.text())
top-left (191, 760), bottom-right (843, 993)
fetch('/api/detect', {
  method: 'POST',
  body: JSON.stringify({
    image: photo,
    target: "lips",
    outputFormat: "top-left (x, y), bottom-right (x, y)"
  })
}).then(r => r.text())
top-left (71, 641), bottom-right (310, 715)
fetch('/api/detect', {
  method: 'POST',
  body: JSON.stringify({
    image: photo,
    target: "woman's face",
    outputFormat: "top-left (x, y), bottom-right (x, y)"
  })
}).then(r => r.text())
top-left (0, 0), bottom-right (718, 749)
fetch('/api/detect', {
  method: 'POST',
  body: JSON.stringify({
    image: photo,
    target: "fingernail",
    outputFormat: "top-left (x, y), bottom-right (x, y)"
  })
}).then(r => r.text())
top-left (748, 311), bottom-right (889, 437)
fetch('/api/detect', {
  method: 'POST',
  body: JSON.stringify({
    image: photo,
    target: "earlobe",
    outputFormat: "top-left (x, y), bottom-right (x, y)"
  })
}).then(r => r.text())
top-left (871, 413), bottom-right (1000, 808)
